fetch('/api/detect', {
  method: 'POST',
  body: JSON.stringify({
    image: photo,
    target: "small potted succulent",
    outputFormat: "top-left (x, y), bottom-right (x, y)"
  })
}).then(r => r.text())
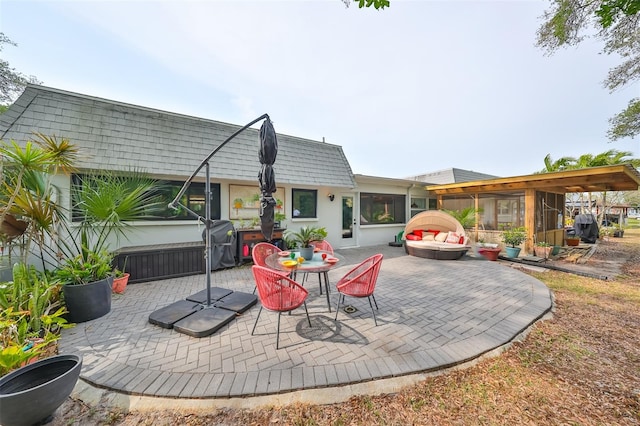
top-left (111, 257), bottom-right (130, 294)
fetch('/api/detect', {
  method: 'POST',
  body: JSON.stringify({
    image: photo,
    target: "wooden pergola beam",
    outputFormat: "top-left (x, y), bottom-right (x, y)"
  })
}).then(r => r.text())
top-left (426, 164), bottom-right (640, 195)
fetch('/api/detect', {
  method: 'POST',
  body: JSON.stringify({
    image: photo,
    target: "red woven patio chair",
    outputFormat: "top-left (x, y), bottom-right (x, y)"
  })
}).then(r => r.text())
top-left (252, 242), bottom-right (282, 267)
top-left (251, 242), bottom-right (285, 294)
top-left (310, 240), bottom-right (334, 254)
top-left (251, 265), bottom-right (312, 349)
top-left (334, 254), bottom-right (383, 326)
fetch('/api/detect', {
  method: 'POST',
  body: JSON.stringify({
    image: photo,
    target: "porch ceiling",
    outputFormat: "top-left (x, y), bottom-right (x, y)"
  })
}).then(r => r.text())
top-left (426, 164), bottom-right (640, 195)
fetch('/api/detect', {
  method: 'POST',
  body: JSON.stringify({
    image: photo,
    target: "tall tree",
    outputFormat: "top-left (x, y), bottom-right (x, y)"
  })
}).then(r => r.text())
top-left (341, 0), bottom-right (389, 9)
top-left (624, 189), bottom-right (640, 206)
top-left (536, 1), bottom-right (640, 141)
top-left (0, 33), bottom-right (41, 107)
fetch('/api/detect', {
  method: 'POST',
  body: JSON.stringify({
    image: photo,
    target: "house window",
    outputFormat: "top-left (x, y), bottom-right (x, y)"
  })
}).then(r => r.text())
top-left (360, 193), bottom-right (406, 224)
top-left (292, 189), bottom-right (317, 218)
top-left (410, 197), bottom-right (426, 217)
top-left (497, 199), bottom-right (521, 229)
top-left (158, 181), bottom-right (221, 221)
top-left (71, 175), bottom-right (221, 221)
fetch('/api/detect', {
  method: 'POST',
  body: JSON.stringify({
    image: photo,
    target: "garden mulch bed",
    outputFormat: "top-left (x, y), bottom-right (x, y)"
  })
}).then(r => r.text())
top-left (51, 232), bottom-right (640, 425)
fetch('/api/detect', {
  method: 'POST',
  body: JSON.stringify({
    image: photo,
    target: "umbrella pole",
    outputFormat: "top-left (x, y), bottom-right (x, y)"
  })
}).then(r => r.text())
top-left (166, 113), bottom-right (272, 307)
top-left (205, 162), bottom-right (212, 307)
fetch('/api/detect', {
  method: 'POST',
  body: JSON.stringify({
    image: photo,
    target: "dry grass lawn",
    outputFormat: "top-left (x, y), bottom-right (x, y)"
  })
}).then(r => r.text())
top-left (54, 230), bottom-right (640, 425)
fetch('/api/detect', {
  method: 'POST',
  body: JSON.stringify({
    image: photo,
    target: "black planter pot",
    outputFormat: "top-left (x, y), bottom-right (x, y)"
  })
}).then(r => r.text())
top-left (0, 354), bottom-right (82, 426)
top-left (63, 277), bottom-right (113, 323)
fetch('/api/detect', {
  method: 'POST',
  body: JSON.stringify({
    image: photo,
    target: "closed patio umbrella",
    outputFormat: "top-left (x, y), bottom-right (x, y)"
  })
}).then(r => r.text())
top-left (258, 118), bottom-right (278, 241)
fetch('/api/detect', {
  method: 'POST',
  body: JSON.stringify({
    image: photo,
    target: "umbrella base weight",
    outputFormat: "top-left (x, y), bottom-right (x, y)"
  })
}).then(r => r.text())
top-left (148, 300), bottom-right (203, 329)
top-left (173, 307), bottom-right (237, 338)
top-left (186, 287), bottom-right (233, 304)
top-left (148, 289), bottom-right (257, 337)
top-left (214, 291), bottom-right (257, 313)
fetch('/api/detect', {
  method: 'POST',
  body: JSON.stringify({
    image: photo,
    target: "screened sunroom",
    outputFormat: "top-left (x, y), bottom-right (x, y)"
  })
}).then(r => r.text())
top-left (426, 165), bottom-right (640, 254)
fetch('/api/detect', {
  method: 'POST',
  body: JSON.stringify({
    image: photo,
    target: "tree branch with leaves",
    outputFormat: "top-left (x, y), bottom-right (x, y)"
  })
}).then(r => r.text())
top-left (341, 0), bottom-right (389, 9)
top-left (537, 0), bottom-right (640, 140)
top-left (0, 33), bottom-right (41, 108)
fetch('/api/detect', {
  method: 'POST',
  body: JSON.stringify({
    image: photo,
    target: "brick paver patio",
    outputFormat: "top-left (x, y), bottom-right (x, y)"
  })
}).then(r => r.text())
top-left (60, 245), bottom-right (552, 402)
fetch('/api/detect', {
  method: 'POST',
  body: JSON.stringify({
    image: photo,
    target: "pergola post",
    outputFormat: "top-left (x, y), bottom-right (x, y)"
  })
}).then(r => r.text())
top-left (524, 189), bottom-right (536, 254)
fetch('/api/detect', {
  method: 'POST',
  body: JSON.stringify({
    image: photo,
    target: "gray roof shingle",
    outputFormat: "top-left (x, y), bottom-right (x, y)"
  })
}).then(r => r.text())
top-left (406, 168), bottom-right (499, 185)
top-left (0, 85), bottom-right (356, 188)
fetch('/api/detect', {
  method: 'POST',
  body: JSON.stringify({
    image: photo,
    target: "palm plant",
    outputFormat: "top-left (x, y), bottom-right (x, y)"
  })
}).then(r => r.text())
top-left (0, 134), bottom-right (79, 266)
top-left (57, 170), bottom-right (164, 267)
top-left (1, 134), bottom-right (163, 274)
top-left (284, 226), bottom-right (327, 249)
top-left (540, 149), bottom-right (640, 224)
top-left (443, 207), bottom-right (483, 229)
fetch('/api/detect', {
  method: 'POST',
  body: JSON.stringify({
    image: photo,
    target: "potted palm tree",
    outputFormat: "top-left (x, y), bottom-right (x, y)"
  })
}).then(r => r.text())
top-left (0, 136), bottom-right (82, 425)
top-left (0, 135), bottom-right (78, 269)
top-left (284, 226), bottom-right (327, 260)
top-left (53, 170), bottom-right (162, 322)
top-left (501, 226), bottom-right (527, 258)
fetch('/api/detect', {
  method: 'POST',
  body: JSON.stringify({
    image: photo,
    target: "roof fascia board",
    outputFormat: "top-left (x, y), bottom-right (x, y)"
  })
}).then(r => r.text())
top-left (427, 164), bottom-right (640, 194)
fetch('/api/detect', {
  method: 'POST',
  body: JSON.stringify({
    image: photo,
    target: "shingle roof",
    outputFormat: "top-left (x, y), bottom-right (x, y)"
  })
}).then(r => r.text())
top-left (0, 85), bottom-right (356, 188)
top-left (406, 168), bottom-right (499, 185)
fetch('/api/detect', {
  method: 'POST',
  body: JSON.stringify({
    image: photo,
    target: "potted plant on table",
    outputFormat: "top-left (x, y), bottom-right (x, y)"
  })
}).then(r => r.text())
top-left (501, 226), bottom-right (527, 258)
top-left (284, 226), bottom-right (327, 260)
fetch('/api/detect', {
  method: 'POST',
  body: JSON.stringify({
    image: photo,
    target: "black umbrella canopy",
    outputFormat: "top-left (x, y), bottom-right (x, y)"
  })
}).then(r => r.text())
top-left (258, 118), bottom-right (278, 241)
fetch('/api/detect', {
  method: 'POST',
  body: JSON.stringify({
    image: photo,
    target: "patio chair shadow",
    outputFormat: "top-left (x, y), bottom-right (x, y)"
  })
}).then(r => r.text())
top-left (296, 314), bottom-right (368, 345)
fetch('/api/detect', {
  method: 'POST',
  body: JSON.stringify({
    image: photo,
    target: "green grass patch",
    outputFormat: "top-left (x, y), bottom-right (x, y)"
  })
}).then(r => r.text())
top-left (533, 271), bottom-right (640, 304)
top-left (626, 218), bottom-right (640, 229)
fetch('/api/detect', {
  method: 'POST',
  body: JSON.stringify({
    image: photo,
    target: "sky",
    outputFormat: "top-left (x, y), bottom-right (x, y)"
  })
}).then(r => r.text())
top-left (1, 0), bottom-right (639, 180)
